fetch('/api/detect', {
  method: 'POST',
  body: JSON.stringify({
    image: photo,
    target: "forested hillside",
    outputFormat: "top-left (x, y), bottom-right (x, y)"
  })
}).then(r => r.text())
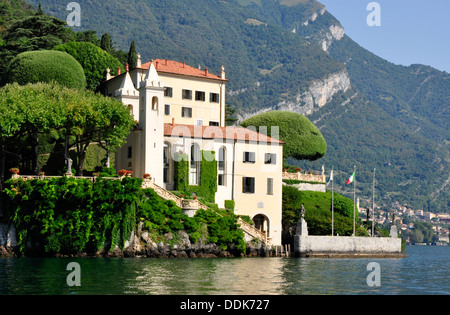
top-left (18, 0), bottom-right (450, 212)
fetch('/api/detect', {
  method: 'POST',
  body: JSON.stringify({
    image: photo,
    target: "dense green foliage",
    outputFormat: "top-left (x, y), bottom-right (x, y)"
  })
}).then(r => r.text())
top-left (282, 185), bottom-right (366, 245)
top-left (174, 151), bottom-right (218, 203)
top-left (0, 2), bottom-right (73, 79)
top-left (0, 82), bottom-right (135, 176)
top-left (404, 221), bottom-right (439, 244)
top-left (0, 0), bottom-right (34, 33)
top-left (2, 177), bottom-right (246, 255)
top-left (3, 50), bottom-right (86, 89)
top-left (54, 41), bottom-right (123, 91)
top-left (241, 111), bottom-right (326, 161)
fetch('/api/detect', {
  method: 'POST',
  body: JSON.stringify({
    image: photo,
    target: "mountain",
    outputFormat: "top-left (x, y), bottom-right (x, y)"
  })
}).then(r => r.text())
top-left (25, 0), bottom-right (450, 212)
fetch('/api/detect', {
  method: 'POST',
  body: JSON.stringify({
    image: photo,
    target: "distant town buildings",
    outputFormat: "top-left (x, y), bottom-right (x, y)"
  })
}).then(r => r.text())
top-left (358, 200), bottom-right (449, 244)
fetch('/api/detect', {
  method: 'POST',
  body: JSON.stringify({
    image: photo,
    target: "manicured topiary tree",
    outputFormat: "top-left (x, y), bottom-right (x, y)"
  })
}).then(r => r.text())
top-left (240, 111), bottom-right (327, 161)
top-left (3, 50), bottom-right (86, 89)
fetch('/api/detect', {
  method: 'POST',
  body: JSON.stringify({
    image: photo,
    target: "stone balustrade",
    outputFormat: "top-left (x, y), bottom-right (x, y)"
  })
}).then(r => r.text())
top-left (282, 171), bottom-right (326, 183)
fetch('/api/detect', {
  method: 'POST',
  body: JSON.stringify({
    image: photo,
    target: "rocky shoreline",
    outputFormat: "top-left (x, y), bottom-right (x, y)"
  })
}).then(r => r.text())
top-left (0, 226), bottom-right (268, 258)
top-left (0, 242), bottom-right (266, 258)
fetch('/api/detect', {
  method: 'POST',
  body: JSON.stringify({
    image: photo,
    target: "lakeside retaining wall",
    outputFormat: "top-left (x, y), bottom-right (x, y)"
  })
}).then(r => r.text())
top-left (294, 235), bottom-right (405, 258)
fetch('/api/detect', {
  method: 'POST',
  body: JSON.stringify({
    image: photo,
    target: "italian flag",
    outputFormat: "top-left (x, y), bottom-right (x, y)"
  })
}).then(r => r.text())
top-left (346, 172), bottom-right (355, 184)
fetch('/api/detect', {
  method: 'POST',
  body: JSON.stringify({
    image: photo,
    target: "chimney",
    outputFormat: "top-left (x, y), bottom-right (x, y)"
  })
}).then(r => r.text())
top-left (205, 68), bottom-right (208, 76)
top-left (136, 53), bottom-right (141, 67)
top-left (156, 61), bottom-right (159, 69)
top-left (172, 117), bottom-right (175, 126)
top-left (165, 59), bottom-right (168, 66)
top-left (221, 65), bottom-right (226, 80)
top-left (117, 67), bottom-right (121, 75)
top-left (126, 63), bottom-right (129, 72)
top-left (183, 61), bottom-right (185, 68)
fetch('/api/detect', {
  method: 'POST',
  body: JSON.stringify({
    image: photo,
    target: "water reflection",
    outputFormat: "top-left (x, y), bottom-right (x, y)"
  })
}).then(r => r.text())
top-left (130, 258), bottom-right (286, 295)
top-left (1, 246), bottom-right (448, 295)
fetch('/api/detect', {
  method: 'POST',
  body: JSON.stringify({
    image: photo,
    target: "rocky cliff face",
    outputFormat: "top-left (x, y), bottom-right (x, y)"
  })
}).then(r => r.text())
top-left (238, 69), bottom-right (351, 121)
top-left (321, 24), bottom-right (345, 51)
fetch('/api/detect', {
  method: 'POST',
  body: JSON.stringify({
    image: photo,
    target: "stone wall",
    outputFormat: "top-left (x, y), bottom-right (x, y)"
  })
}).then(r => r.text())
top-left (282, 182), bottom-right (326, 193)
top-left (294, 235), bottom-right (404, 258)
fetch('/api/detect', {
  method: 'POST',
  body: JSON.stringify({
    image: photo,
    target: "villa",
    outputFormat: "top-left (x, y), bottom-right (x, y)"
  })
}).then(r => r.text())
top-left (102, 55), bottom-right (284, 246)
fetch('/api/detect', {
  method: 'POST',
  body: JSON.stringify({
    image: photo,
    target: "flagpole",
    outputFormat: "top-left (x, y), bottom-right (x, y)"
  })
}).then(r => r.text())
top-left (331, 167), bottom-right (334, 237)
top-left (372, 168), bottom-right (376, 237)
top-left (353, 165), bottom-right (356, 236)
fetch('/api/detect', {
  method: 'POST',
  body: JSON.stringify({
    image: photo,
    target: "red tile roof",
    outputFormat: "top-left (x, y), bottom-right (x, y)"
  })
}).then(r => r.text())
top-left (164, 123), bottom-right (284, 144)
top-left (139, 59), bottom-right (228, 81)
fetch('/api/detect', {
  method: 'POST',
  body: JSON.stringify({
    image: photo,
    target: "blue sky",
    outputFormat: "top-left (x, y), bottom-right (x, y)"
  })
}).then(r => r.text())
top-left (318, 0), bottom-right (450, 73)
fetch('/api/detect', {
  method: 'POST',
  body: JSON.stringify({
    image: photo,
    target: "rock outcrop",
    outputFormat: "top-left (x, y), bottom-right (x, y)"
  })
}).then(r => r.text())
top-left (238, 69), bottom-right (351, 121)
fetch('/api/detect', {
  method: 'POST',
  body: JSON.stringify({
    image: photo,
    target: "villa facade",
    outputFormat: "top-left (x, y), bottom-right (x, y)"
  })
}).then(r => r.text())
top-left (102, 56), bottom-right (284, 246)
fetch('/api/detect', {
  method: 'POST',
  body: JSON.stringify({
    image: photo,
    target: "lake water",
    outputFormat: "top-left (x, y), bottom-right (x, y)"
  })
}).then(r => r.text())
top-left (0, 246), bottom-right (448, 295)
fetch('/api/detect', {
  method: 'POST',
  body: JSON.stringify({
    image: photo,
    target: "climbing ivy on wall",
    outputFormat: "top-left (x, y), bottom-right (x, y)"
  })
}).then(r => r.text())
top-left (2, 177), bottom-right (142, 255)
top-left (2, 175), bottom-right (245, 256)
top-left (174, 150), bottom-right (218, 203)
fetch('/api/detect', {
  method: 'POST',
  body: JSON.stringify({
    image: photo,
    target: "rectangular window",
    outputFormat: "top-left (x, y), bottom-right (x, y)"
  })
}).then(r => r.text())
top-left (209, 121), bottom-right (219, 126)
top-left (164, 104), bottom-right (170, 116)
top-left (267, 178), bottom-right (274, 195)
top-left (218, 174), bottom-right (224, 186)
top-left (182, 107), bottom-right (192, 118)
top-left (210, 93), bottom-right (219, 103)
top-left (165, 87), bottom-right (173, 97)
top-left (196, 119), bottom-right (203, 126)
top-left (243, 177), bottom-right (255, 194)
top-left (243, 151), bottom-right (255, 163)
top-left (182, 89), bottom-right (192, 100)
top-left (265, 153), bottom-right (276, 165)
top-left (127, 146), bottom-right (132, 159)
top-left (195, 91), bottom-right (206, 101)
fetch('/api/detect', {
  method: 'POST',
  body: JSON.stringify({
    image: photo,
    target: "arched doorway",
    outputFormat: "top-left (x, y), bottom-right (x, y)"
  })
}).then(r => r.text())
top-left (253, 214), bottom-right (270, 237)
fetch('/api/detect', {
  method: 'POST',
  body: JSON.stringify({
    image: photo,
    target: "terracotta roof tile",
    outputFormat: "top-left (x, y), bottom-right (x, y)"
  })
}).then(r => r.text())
top-left (139, 59), bottom-right (228, 81)
top-left (164, 123), bottom-right (284, 144)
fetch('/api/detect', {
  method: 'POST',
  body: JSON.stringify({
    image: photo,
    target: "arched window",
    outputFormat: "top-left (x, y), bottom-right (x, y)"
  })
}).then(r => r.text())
top-left (152, 96), bottom-right (158, 111)
top-left (189, 143), bottom-right (201, 185)
top-left (218, 147), bottom-right (226, 186)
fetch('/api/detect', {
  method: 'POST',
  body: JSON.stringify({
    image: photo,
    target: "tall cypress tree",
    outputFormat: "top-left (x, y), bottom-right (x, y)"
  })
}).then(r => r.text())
top-left (100, 33), bottom-right (112, 53)
top-left (127, 40), bottom-right (137, 69)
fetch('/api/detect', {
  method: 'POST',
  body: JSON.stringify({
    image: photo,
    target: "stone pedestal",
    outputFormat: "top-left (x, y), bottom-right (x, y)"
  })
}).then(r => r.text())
top-left (389, 225), bottom-right (398, 238)
top-left (296, 218), bottom-right (308, 236)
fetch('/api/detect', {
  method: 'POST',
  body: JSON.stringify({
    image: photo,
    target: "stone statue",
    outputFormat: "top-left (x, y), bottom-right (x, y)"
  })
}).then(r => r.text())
top-left (296, 205), bottom-right (308, 236)
top-left (65, 157), bottom-right (73, 174)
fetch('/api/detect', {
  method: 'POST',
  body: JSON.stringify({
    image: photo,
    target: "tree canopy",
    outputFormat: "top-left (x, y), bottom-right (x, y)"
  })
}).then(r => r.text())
top-left (54, 41), bottom-right (123, 91)
top-left (3, 50), bottom-right (86, 89)
top-left (0, 82), bottom-right (135, 176)
top-left (240, 111), bottom-right (327, 161)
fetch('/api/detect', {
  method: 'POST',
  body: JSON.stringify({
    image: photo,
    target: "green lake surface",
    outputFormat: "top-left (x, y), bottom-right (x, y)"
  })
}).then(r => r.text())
top-left (0, 245), bottom-right (448, 295)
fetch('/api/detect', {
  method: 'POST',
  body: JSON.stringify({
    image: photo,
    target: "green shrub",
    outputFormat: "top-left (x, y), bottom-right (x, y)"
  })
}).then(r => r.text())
top-left (224, 200), bottom-right (235, 211)
top-left (241, 111), bottom-right (327, 161)
top-left (54, 41), bottom-right (123, 91)
top-left (4, 50), bottom-right (86, 89)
